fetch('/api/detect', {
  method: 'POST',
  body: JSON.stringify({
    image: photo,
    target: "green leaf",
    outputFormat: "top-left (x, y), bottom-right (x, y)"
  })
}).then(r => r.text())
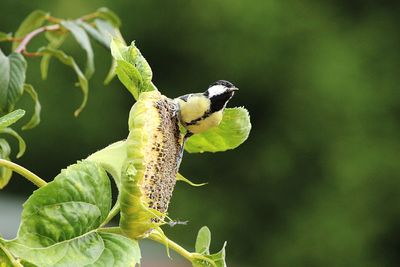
top-left (7, 232), bottom-right (141, 267)
top-left (40, 31), bottom-right (68, 80)
top-left (61, 21), bottom-right (95, 79)
top-left (15, 160), bottom-right (111, 247)
top-left (96, 7), bottom-right (121, 27)
top-left (22, 84), bottom-right (41, 130)
top-left (176, 173), bottom-right (207, 187)
top-left (0, 139), bottom-right (12, 189)
top-left (0, 127), bottom-right (26, 158)
top-left (195, 226), bottom-right (211, 254)
top-left (0, 32), bottom-right (12, 42)
top-left (12, 10), bottom-right (49, 50)
top-left (0, 50), bottom-right (27, 113)
top-left (0, 109), bottom-right (25, 130)
top-left (110, 38), bottom-right (155, 99)
top-left (192, 227), bottom-right (227, 267)
top-left (38, 47), bottom-right (88, 116)
top-left (185, 107), bottom-right (251, 153)
top-left (86, 232), bottom-right (141, 267)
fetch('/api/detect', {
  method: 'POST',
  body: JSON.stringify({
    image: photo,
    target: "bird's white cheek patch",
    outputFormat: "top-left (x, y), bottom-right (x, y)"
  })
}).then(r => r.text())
top-left (207, 85), bottom-right (227, 97)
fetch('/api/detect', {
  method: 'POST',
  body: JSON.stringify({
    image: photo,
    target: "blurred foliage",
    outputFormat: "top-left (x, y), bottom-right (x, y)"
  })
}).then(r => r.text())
top-left (1, 0), bottom-right (400, 266)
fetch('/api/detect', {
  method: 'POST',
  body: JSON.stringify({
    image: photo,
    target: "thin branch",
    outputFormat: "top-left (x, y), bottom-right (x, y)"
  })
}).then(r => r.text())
top-left (0, 159), bottom-right (47, 187)
top-left (14, 24), bottom-right (60, 53)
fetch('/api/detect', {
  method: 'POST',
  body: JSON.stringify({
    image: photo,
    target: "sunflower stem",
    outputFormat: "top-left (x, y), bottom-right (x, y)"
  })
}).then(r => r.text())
top-left (0, 159), bottom-right (46, 187)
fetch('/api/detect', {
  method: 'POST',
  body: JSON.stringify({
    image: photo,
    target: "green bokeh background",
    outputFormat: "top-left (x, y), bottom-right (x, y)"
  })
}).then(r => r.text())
top-left (1, 1), bottom-right (400, 266)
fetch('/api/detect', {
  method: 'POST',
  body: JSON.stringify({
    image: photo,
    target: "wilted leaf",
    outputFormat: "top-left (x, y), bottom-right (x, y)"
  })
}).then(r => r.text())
top-left (176, 173), bottom-right (207, 187)
top-left (0, 139), bottom-right (12, 189)
top-left (96, 7), bottom-right (121, 27)
top-left (40, 31), bottom-right (67, 80)
top-left (80, 19), bottom-right (120, 49)
top-left (0, 127), bottom-right (26, 158)
top-left (61, 20), bottom-right (95, 78)
top-left (22, 84), bottom-right (41, 130)
top-left (0, 50), bottom-right (27, 113)
top-left (0, 109), bottom-right (25, 130)
top-left (38, 47), bottom-right (88, 116)
top-left (185, 107), bottom-right (251, 153)
top-left (12, 10), bottom-right (48, 50)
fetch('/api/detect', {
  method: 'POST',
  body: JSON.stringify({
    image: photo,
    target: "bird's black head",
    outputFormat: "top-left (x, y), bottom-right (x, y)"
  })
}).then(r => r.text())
top-left (204, 80), bottom-right (238, 112)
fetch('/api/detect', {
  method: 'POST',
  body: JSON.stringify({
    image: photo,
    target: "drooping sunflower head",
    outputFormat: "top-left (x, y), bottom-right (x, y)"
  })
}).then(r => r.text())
top-left (120, 91), bottom-right (182, 238)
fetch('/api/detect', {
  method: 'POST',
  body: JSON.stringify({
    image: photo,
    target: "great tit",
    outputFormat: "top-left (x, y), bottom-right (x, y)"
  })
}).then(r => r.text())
top-left (174, 80), bottom-right (238, 138)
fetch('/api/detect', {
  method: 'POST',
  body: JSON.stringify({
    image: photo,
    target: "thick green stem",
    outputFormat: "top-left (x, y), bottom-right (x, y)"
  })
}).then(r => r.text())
top-left (0, 159), bottom-right (47, 187)
top-left (148, 231), bottom-right (193, 261)
top-left (148, 231), bottom-right (217, 266)
top-left (98, 227), bottom-right (123, 235)
top-left (0, 242), bottom-right (23, 267)
top-left (100, 200), bottom-right (120, 227)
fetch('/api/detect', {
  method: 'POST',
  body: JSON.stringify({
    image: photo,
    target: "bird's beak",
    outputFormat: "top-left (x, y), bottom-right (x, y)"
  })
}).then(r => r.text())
top-left (229, 87), bottom-right (239, 92)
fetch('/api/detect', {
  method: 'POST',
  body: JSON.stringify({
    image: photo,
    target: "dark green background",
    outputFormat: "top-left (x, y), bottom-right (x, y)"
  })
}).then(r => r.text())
top-left (1, 1), bottom-right (400, 266)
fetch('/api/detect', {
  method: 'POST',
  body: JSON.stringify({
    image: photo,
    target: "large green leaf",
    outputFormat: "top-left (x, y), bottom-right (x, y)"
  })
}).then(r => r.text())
top-left (3, 160), bottom-right (143, 266)
top-left (85, 232), bottom-right (141, 267)
top-left (40, 31), bottom-right (68, 80)
top-left (61, 21), bottom-right (95, 79)
top-left (8, 232), bottom-right (141, 267)
top-left (38, 47), bottom-right (88, 116)
top-left (8, 232), bottom-right (104, 267)
top-left (0, 109), bottom-right (25, 130)
top-left (110, 38), bottom-right (155, 99)
top-left (185, 107), bottom-right (251, 153)
top-left (12, 10), bottom-right (48, 50)
top-left (15, 160), bottom-right (111, 247)
top-left (21, 84), bottom-right (41, 130)
top-left (0, 51), bottom-right (27, 113)
top-left (0, 139), bottom-right (12, 189)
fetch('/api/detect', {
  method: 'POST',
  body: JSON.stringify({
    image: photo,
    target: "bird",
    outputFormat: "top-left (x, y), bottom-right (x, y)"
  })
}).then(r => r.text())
top-left (174, 80), bottom-right (238, 139)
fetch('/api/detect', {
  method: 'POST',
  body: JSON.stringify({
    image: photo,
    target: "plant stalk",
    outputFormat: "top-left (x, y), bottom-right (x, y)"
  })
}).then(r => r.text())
top-left (15, 24), bottom-right (60, 53)
top-left (148, 231), bottom-right (193, 261)
top-left (100, 200), bottom-right (120, 227)
top-left (0, 242), bottom-right (23, 267)
top-left (0, 159), bottom-right (47, 187)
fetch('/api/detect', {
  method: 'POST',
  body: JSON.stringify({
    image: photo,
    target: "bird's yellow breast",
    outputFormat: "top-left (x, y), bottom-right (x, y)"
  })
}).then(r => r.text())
top-left (177, 96), bottom-right (210, 123)
top-left (187, 111), bottom-right (223, 134)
